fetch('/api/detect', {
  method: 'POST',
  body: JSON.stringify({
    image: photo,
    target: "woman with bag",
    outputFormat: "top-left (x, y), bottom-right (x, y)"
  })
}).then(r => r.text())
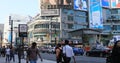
top-left (55, 43), bottom-right (63, 63)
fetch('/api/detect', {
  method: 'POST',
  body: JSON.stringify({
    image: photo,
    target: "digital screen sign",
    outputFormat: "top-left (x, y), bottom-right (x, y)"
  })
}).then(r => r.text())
top-left (74, 0), bottom-right (87, 11)
top-left (102, 0), bottom-right (110, 7)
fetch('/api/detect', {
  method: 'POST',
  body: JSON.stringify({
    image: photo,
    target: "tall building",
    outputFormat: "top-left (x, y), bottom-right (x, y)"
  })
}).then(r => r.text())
top-left (27, 0), bottom-right (120, 46)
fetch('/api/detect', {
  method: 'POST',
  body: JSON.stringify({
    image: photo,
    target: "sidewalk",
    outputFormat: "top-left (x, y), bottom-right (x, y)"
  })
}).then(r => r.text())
top-left (0, 55), bottom-right (56, 63)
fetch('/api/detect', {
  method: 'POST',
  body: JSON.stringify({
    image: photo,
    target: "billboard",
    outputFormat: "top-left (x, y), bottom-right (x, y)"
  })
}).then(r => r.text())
top-left (111, 0), bottom-right (120, 8)
top-left (102, 0), bottom-right (110, 7)
top-left (74, 0), bottom-right (87, 11)
top-left (111, 0), bottom-right (117, 8)
top-left (40, 9), bottom-right (59, 16)
top-left (18, 24), bottom-right (28, 37)
top-left (89, 0), bottom-right (103, 29)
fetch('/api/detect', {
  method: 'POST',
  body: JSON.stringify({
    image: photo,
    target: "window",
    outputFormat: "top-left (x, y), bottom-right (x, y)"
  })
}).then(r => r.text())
top-left (104, 25), bottom-right (111, 31)
top-left (68, 24), bottom-right (73, 29)
top-left (68, 16), bottom-right (73, 21)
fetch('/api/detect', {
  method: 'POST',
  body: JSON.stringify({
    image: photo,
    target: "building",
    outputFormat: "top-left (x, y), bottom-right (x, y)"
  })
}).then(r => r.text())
top-left (27, 0), bottom-right (120, 46)
top-left (28, 16), bottom-right (60, 46)
top-left (3, 14), bottom-right (30, 46)
top-left (0, 24), bottom-right (4, 46)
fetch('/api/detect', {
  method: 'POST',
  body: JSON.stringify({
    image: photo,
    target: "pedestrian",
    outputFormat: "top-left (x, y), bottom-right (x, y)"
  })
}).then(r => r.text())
top-left (5, 46), bottom-right (10, 63)
top-left (55, 43), bottom-right (62, 63)
top-left (111, 40), bottom-right (120, 63)
top-left (1, 46), bottom-right (6, 57)
top-left (62, 40), bottom-right (76, 63)
top-left (10, 46), bottom-right (15, 62)
top-left (0, 47), bottom-right (2, 57)
top-left (17, 45), bottom-right (23, 63)
top-left (27, 42), bottom-right (43, 63)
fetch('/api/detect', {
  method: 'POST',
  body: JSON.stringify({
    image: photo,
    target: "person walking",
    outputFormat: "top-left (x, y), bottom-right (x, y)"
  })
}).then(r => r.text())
top-left (5, 46), bottom-right (10, 63)
top-left (55, 43), bottom-right (62, 63)
top-left (111, 40), bottom-right (120, 63)
top-left (1, 46), bottom-right (6, 57)
top-left (27, 42), bottom-right (43, 63)
top-left (62, 40), bottom-right (76, 63)
top-left (10, 46), bottom-right (15, 62)
top-left (17, 45), bottom-right (23, 63)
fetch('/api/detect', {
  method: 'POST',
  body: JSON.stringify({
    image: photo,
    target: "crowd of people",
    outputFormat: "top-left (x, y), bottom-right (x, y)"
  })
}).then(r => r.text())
top-left (0, 39), bottom-right (120, 63)
top-left (0, 45), bottom-right (15, 63)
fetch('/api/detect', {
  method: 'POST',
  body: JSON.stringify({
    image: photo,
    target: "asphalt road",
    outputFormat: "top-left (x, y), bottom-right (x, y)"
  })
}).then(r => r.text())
top-left (40, 53), bottom-right (106, 63)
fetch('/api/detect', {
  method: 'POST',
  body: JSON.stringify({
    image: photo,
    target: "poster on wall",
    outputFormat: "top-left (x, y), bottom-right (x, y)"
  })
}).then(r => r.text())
top-left (89, 0), bottom-right (103, 29)
top-left (74, 0), bottom-right (87, 11)
top-left (102, 0), bottom-right (110, 7)
top-left (111, 0), bottom-right (117, 8)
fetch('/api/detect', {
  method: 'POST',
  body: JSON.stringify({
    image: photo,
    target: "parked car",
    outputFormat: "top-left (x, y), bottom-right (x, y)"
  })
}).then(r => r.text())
top-left (86, 47), bottom-right (111, 57)
top-left (47, 47), bottom-right (55, 54)
top-left (39, 47), bottom-right (49, 53)
top-left (73, 47), bottom-right (84, 55)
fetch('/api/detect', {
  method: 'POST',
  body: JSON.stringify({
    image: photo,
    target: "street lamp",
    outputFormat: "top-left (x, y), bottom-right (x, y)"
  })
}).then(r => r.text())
top-left (9, 16), bottom-right (13, 47)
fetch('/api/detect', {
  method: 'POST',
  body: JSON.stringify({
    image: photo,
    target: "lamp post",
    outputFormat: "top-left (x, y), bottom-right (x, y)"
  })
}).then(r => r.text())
top-left (9, 16), bottom-right (13, 47)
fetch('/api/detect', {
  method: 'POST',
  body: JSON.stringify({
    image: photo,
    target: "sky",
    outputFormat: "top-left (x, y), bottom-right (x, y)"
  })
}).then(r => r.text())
top-left (0, 0), bottom-right (40, 24)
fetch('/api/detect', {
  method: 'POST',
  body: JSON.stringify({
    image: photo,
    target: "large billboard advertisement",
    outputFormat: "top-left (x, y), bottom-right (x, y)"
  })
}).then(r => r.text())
top-left (111, 0), bottom-right (117, 8)
top-left (74, 0), bottom-right (87, 11)
top-left (102, 0), bottom-right (110, 7)
top-left (89, 0), bottom-right (103, 29)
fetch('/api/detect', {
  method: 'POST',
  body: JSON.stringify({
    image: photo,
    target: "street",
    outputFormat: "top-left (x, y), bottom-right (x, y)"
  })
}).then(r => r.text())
top-left (40, 53), bottom-right (106, 63)
top-left (0, 53), bottom-right (106, 63)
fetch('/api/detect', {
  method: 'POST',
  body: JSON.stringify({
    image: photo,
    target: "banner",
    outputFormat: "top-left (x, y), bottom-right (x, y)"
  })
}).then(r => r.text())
top-left (89, 0), bottom-right (103, 29)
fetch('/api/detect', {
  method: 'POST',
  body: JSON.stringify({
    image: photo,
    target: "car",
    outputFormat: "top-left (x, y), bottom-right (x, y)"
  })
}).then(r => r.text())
top-left (86, 47), bottom-right (111, 57)
top-left (47, 47), bottom-right (55, 54)
top-left (73, 47), bottom-right (84, 55)
top-left (39, 47), bottom-right (49, 53)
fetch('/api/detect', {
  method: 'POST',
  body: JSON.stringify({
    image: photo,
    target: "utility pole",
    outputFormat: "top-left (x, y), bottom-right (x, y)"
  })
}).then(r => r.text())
top-left (9, 16), bottom-right (13, 47)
